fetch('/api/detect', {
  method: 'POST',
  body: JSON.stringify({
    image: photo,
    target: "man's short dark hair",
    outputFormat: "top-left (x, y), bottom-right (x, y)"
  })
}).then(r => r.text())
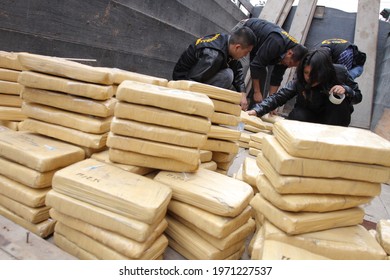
top-left (229, 26), bottom-right (256, 49)
top-left (290, 44), bottom-right (308, 62)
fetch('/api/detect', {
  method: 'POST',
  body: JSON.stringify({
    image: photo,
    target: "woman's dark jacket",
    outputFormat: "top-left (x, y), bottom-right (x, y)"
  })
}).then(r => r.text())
top-left (252, 64), bottom-right (362, 117)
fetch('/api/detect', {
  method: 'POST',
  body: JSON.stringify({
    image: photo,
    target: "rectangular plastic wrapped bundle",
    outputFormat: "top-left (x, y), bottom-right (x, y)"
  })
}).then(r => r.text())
top-left (22, 102), bottom-right (112, 134)
top-left (257, 174), bottom-right (372, 212)
top-left (0, 175), bottom-right (49, 207)
top-left (154, 168), bottom-right (253, 217)
top-left (262, 135), bottom-right (390, 183)
top-left (0, 106), bottom-right (26, 121)
top-left (45, 190), bottom-right (164, 242)
top-left (201, 138), bottom-right (239, 154)
top-left (0, 204), bottom-right (55, 238)
top-left (256, 151), bottom-right (381, 196)
top-left (0, 68), bottom-right (20, 82)
top-left (211, 99), bottom-right (241, 116)
top-left (0, 194), bottom-right (50, 223)
top-left (242, 157), bottom-right (259, 187)
top-left (52, 159), bottom-right (172, 224)
top-left (0, 51), bottom-right (23, 70)
top-left (0, 80), bottom-right (22, 95)
top-left (172, 213), bottom-right (255, 250)
top-left (165, 216), bottom-right (245, 260)
top-left (21, 87), bottom-right (117, 117)
top-left (258, 220), bottom-right (387, 260)
top-left (273, 119), bottom-right (390, 166)
top-left (18, 71), bottom-right (114, 100)
top-left (250, 194), bottom-right (365, 235)
top-left (109, 148), bottom-right (199, 172)
top-left (0, 156), bottom-right (57, 188)
top-left (50, 209), bottom-right (167, 259)
top-left (19, 119), bottom-right (108, 149)
top-left (114, 102), bottom-right (211, 134)
top-left (91, 150), bottom-right (154, 175)
top-left (168, 199), bottom-right (252, 238)
top-left (110, 117), bottom-right (207, 148)
top-left (116, 80), bottom-right (214, 118)
top-left (208, 125), bottom-right (241, 141)
top-left (210, 112), bottom-right (239, 126)
top-left (0, 95), bottom-right (22, 107)
top-left (240, 111), bottom-right (273, 131)
top-left (107, 133), bottom-right (200, 166)
top-left (54, 222), bottom-right (168, 260)
top-left (17, 52), bottom-right (113, 85)
top-left (167, 80), bottom-right (241, 104)
top-left (376, 219), bottom-right (390, 255)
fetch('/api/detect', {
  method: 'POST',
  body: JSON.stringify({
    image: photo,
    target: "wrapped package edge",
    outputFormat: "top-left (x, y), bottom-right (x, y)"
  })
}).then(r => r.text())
top-left (256, 220), bottom-right (387, 260)
top-left (0, 129), bottom-right (85, 172)
top-left (165, 215), bottom-right (245, 260)
top-left (50, 208), bottom-right (168, 259)
top-left (168, 199), bottom-right (253, 239)
top-left (256, 151), bottom-right (382, 196)
top-left (250, 193), bottom-right (365, 235)
top-left (18, 71), bottom-right (114, 101)
top-left (257, 174), bottom-right (372, 213)
top-left (17, 52), bottom-right (114, 85)
top-left (167, 80), bottom-right (241, 105)
top-left (107, 132), bottom-right (200, 166)
top-left (116, 80), bottom-right (214, 118)
top-left (262, 135), bottom-right (390, 183)
top-left (45, 190), bottom-right (164, 242)
top-left (52, 158), bottom-right (172, 225)
top-left (109, 148), bottom-right (200, 172)
top-left (273, 119), bottom-right (390, 167)
top-left (20, 86), bottom-right (117, 118)
top-left (111, 117), bottom-right (207, 148)
top-left (22, 102), bottom-right (113, 134)
top-left (154, 168), bottom-right (254, 217)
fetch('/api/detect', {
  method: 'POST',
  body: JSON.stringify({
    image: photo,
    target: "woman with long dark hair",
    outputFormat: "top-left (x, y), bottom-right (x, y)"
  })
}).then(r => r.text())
top-left (247, 48), bottom-right (362, 126)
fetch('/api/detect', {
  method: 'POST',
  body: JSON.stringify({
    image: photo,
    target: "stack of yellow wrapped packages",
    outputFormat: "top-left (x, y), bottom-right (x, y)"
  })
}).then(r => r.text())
top-left (240, 110), bottom-right (273, 133)
top-left (250, 119), bottom-right (390, 259)
top-left (0, 127), bottom-right (84, 238)
top-left (247, 130), bottom-right (271, 156)
top-left (0, 51), bottom-right (25, 128)
top-left (168, 81), bottom-right (242, 174)
top-left (45, 158), bottom-right (172, 259)
top-left (16, 53), bottom-right (116, 156)
top-left (154, 168), bottom-right (255, 260)
top-left (108, 80), bottom-right (214, 172)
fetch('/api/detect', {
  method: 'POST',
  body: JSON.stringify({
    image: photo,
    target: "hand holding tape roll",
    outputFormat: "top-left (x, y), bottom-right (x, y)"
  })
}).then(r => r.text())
top-left (329, 91), bottom-right (345, 105)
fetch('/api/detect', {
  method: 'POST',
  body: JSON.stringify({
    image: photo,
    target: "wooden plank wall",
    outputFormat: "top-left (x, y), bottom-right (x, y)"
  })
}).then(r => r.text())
top-left (280, 0), bottom-right (318, 88)
top-left (258, 0), bottom-right (294, 23)
top-left (351, 0), bottom-right (381, 128)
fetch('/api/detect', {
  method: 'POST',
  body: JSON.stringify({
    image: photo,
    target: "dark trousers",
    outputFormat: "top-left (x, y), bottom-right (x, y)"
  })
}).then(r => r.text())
top-left (287, 99), bottom-right (352, 127)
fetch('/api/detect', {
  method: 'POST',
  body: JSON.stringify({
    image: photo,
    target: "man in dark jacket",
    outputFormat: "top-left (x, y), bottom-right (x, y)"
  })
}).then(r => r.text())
top-left (172, 27), bottom-right (256, 97)
top-left (320, 38), bottom-right (366, 80)
top-left (233, 18), bottom-right (308, 110)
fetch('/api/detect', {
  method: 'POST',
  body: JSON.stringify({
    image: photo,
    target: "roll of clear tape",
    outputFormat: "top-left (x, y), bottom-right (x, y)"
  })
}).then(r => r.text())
top-left (329, 92), bottom-right (345, 105)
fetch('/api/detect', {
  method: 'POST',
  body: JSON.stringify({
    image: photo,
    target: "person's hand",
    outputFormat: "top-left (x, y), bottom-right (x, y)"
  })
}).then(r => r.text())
top-left (240, 93), bottom-right (248, 111)
top-left (253, 91), bottom-right (263, 103)
top-left (269, 109), bottom-right (278, 116)
top-left (247, 110), bottom-right (257, 116)
top-left (330, 85), bottom-right (346, 96)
